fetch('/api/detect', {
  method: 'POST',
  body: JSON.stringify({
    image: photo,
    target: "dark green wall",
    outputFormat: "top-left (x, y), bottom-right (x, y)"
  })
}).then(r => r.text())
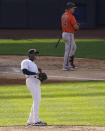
top-left (0, 0), bottom-right (104, 29)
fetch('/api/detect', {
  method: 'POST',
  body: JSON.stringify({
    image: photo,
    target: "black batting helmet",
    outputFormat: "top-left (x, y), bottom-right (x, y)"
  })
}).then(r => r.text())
top-left (66, 2), bottom-right (77, 9)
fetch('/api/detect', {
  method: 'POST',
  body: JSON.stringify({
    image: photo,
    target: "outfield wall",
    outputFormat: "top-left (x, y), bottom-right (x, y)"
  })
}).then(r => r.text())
top-left (0, 0), bottom-right (105, 29)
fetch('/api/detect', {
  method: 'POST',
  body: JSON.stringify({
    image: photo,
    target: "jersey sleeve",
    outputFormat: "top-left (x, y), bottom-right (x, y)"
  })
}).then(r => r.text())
top-left (61, 15), bottom-right (65, 27)
top-left (21, 60), bottom-right (29, 70)
top-left (70, 15), bottom-right (77, 26)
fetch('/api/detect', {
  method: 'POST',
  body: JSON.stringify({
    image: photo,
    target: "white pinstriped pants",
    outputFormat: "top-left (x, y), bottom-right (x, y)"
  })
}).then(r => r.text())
top-left (26, 77), bottom-right (41, 124)
top-left (62, 32), bottom-right (77, 68)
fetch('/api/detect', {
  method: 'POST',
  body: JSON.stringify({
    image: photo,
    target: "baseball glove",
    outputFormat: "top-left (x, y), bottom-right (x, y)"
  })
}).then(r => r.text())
top-left (38, 72), bottom-right (47, 82)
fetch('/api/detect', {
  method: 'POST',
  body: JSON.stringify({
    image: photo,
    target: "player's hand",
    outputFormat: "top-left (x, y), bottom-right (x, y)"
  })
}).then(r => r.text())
top-left (38, 72), bottom-right (47, 82)
top-left (77, 23), bottom-right (80, 26)
top-left (75, 29), bottom-right (79, 33)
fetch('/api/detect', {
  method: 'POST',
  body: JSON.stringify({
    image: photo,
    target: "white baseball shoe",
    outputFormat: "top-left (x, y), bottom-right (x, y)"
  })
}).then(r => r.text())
top-left (69, 64), bottom-right (78, 71)
top-left (62, 67), bottom-right (70, 71)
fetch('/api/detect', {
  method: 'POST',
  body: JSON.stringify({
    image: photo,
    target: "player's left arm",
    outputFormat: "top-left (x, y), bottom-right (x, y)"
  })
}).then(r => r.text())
top-left (73, 23), bottom-right (79, 32)
top-left (71, 16), bottom-right (80, 32)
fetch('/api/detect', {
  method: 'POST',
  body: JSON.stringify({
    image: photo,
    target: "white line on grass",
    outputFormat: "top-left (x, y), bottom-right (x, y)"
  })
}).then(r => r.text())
top-left (48, 75), bottom-right (105, 81)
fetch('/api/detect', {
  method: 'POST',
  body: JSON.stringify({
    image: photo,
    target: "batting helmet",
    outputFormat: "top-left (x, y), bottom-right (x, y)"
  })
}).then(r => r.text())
top-left (66, 2), bottom-right (77, 9)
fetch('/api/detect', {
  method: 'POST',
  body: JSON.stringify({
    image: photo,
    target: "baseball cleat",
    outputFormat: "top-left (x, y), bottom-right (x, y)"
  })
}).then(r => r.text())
top-left (70, 67), bottom-right (76, 71)
top-left (33, 121), bottom-right (47, 126)
top-left (26, 123), bottom-right (32, 126)
top-left (62, 68), bottom-right (69, 71)
top-left (69, 64), bottom-right (78, 70)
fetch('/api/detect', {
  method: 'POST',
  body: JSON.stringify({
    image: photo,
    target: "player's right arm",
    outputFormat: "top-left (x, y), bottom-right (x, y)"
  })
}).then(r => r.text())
top-left (22, 69), bottom-right (36, 75)
top-left (21, 60), bottom-right (37, 75)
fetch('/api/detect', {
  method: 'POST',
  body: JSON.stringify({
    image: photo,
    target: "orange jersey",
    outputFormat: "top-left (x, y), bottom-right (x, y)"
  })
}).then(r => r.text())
top-left (61, 11), bottom-right (77, 33)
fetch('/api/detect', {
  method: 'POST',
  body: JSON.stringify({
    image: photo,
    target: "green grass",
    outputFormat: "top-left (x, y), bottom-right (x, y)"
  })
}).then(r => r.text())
top-left (0, 81), bottom-right (105, 126)
top-left (0, 39), bottom-right (105, 60)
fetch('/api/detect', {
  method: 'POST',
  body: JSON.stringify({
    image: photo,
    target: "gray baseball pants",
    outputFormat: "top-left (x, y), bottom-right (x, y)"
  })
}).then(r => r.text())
top-left (62, 32), bottom-right (77, 68)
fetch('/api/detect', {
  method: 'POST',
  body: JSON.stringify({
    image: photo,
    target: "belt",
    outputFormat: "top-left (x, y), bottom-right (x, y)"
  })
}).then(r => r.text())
top-left (63, 31), bottom-right (69, 33)
top-left (26, 75), bottom-right (38, 79)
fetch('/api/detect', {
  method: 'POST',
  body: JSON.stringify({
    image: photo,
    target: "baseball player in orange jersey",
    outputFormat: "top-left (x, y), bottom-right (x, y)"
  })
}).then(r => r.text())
top-left (61, 2), bottom-right (79, 71)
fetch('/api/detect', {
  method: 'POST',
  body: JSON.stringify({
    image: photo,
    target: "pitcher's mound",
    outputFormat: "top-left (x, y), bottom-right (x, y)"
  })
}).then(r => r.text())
top-left (0, 55), bottom-right (105, 85)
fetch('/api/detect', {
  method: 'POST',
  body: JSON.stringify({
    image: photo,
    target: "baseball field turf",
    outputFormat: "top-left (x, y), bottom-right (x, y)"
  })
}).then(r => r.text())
top-left (0, 81), bottom-right (105, 126)
top-left (0, 38), bottom-right (105, 127)
top-left (0, 39), bottom-right (105, 59)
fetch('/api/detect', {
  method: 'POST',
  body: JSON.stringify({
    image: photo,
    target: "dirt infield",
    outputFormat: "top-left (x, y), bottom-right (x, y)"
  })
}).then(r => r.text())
top-left (0, 55), bottom-right (105, 85)
top-left (0, 126), bottom-right (105, 131)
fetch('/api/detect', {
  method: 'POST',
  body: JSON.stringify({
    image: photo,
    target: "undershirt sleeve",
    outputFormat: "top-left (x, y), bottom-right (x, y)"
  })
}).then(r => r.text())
top-left (22, 69), bottom-right (36, 75)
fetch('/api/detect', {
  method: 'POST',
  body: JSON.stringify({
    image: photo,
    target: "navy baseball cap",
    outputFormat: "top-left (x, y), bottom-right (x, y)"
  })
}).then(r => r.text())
top-left (28, 49), bottom-right (39, 54)
top-left (66, 2), bottom-right (77, 9)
